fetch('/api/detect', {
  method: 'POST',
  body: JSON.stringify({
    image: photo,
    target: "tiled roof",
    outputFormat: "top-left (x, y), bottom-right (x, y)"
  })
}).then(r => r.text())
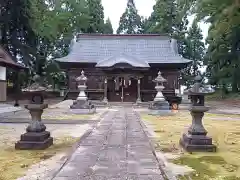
top-left (0, 46), bottom-right (26, 69)
top-left (55, 34), bottom-right (191, 67)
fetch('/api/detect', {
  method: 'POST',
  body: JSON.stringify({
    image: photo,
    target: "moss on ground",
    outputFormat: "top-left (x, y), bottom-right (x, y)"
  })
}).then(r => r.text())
top-left (0, 136), bottom-right (78, 180)
top-left (141, 111), bottom-right (240, 180)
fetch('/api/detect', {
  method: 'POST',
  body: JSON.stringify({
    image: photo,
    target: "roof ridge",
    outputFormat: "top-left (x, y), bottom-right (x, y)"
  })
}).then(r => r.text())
top-left (77, 33), bottom-right (170, 39)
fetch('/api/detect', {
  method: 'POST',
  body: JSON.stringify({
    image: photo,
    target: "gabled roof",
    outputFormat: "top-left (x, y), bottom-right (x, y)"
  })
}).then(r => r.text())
top-left (0, 46), bottom-right (26, 69)
top-left (55, 34), bottom-right (191, 67)
top-left (96, 54), bottom-right (150, 67)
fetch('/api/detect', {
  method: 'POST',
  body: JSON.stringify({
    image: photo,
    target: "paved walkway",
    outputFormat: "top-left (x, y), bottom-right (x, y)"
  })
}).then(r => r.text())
top-left (53, 108), bottom-right (164, 180)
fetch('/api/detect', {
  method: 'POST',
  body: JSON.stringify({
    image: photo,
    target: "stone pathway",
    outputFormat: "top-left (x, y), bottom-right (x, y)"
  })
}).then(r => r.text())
top-left (0, 103), bottom-right (22, 114)
top-left (53, 108), bottom-right (164, 180)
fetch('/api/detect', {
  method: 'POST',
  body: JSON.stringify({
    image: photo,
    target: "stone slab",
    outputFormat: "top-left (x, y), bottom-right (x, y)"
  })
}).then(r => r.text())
top-left (69, 108), bottom-right (96, 115)
top-left (180, 133), bottom-right (217, 152)
top-left (15, 136), bottom-right (53, 150)
top-left (52, 108), bottom-right (165, 180)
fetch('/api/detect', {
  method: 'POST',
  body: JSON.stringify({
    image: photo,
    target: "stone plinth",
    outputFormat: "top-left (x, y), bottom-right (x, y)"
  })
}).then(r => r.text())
top-left (70, 108), bottom-right (96, 114)
top-left (15, 131), bottom-right (53, 150)
top-left (70, 99), bottom-right (96, 114)
top-left (15, 104), bottom-right (53, 150)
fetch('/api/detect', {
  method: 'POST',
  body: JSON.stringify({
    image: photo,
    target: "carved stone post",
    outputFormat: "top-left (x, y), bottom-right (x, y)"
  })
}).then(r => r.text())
top-left (136, 78), bottom-right (141, 104)
top-left (179, 75), bottom-right (216, 152)
top-left (103, 78), bottom-right (108, 103)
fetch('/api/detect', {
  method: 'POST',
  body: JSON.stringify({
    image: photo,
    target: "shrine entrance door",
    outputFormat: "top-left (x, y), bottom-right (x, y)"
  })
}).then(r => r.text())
top-left (108, 76), bottom-right (137, 102)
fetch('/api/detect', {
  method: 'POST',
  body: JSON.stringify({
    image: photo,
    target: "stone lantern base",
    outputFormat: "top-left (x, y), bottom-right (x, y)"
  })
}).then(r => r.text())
top-left (70, 100), bottom-right (96, 114)
top-left (180, 133), bottom-right (216, 152)
top-left (180, 106), bottom-right (217, 152)
top-left (15, 131), bottom-right (53, 150)
top-left (15, 103), bottom-right (53, 150)
top-left (148, 101), bottom-right (173, 116)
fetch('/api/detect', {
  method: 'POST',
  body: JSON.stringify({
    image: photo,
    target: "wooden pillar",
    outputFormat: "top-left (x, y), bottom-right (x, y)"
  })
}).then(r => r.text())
top-left (103, 78), bottom-right (108, 103)
top-left (136, 78), bottom-right (141, 103)
top-left (14, 71), bottom-right (20, 106)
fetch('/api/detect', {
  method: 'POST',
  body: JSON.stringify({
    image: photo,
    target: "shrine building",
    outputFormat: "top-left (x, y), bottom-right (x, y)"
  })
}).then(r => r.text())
top-left (55, 34), bottom-right (191, 103)
top-left (0, 46), bottom-right (26, 102)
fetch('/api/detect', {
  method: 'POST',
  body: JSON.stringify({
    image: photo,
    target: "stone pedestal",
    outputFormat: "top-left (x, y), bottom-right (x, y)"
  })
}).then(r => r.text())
top-left (15, 104), bottom-right (53, 150)
top-left (149, 101), bottom-right (172, 116)
top-left (70, 100), bottom-right (96, 113)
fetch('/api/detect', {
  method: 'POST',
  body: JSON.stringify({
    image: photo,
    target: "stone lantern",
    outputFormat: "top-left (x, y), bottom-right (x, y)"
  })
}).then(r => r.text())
top-left (180, 75), bottom-right (216, 152)
top-left (70, 70), bottom-right (96, 114)
top-left (15, 75), bottom-right (53, 150)
top-left (149, 71), bottom-right (171, 115)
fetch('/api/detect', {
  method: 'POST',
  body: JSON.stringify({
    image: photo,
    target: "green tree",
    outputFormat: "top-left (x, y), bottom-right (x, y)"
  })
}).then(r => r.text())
top-left (103, 18), bottom-right (114, 34)
top-left (148, 0), bottom-right (177, 34)
top-left (117, 0), bottom-right (142, 34)
top-left (196, 0), bottom-right (240, 93)
top-left (0, 0), bottom-right (90, 87)
top-left (85, 0), bottom-right (105, 33)
top-left (182, 19), bottom-right (205, 87)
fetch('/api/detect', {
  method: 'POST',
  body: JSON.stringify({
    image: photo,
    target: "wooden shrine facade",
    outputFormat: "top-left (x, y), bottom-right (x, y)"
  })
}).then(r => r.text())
top-left (56, 34), bottom-right (191, 102)
top-left (0, 46), bottom-right (26, 101)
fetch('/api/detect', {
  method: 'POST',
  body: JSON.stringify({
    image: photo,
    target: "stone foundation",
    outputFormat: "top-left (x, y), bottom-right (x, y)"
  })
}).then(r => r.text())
top-left (148, 100), bottom-right (172, 115)
top-left (180, 133), bottom-right (216, 152)
top-left (70, 108), bottom-right (96, 114)
top-left (15, 131), bottom-right (53, 150)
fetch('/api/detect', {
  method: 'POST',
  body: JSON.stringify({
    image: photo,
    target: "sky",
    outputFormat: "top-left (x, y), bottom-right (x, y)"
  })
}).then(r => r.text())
top-left (101, 0), bottom-right (210, 39)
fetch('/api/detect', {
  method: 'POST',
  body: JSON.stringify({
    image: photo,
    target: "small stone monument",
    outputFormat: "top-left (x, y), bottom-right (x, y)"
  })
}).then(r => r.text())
top-left (70, 70), bottom-right (96, 114)
top-left (149, 71), bottom-right (172, 115)
top-left (15, 75), bottom-right (53, 150)
top-left (179, 88), bottom-right (192, 110)
top-left (180, 75), bottom-right (216, 152)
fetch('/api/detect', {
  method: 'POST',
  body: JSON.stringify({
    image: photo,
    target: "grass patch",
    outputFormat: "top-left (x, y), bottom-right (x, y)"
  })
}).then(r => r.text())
top-left (141, 111), bottom-right (240, 180)
top-left (0, 136), bottom-right (78, 180)
top-left (206, 91), bottom-right (240, 101)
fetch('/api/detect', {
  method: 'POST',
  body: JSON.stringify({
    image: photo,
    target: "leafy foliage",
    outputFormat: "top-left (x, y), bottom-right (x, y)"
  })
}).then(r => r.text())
top-left (117, 0), bottom-right (142, 34)
top-left (85, 0), bottom-right (105, 33)
top-left (181, 19), bottom-right (205, 87)
top-left (0, 0), bottom-right (107, 89)
top-left (196, 0), bottom-right (240, 93)
top-left (103, 18), bottom-right (114, 34)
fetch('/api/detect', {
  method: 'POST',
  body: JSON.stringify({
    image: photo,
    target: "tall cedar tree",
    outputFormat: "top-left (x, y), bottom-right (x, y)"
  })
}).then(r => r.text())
top-left (0, 0), bottom-right (90, 85)
top-left (104, 18), bottom-right (114, 34)
top-left (85, 0), bottom-right (105, 33)
top-left (148, 0), bottom-right (177, 34)
top-left (196, 0), bottom-right (240, 92)
top-left (182, 20), bottom-right (205, 87)
top-left (117, 0), bottom-right (142, 34)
